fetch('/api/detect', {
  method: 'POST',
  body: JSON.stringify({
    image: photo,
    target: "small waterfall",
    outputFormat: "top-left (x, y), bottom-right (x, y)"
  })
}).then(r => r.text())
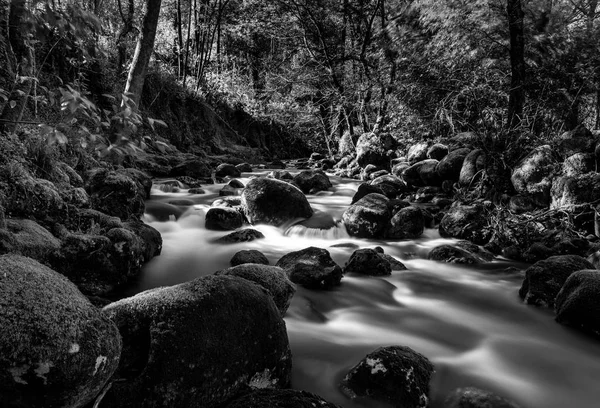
top-left (284, 222), bottom-right (350, 240)
top-left (152, 179), bottom-right (186, 193)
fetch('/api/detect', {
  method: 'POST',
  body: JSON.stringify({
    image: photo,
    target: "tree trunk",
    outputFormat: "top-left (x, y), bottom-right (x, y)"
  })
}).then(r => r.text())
top-left (0, 0), bottom-right (33, 134)
top-left (124, 0), bottom-right (162, 109)
top-left (116, 0), bottom-right (135, 74)
top-left (176, 0), bottom-right (184, 77)
top-left (507, 0), bottom-right (525, 129)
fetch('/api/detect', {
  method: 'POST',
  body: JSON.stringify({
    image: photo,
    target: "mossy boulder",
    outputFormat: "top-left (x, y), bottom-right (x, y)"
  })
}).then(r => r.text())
top-left (292, 170), bottom-right (332, 194)
top-left (0, 255), bottom-right (121, 408)
top-left (216, 264), bottom-right (296, 315)
top-left (230, 249), bottom-right (270, 266)
top-left (241, 178), bottom-right (313, 226)
top-left (511, 145), bottom-right (557, 207)
top-left (550, 173), bottom-right (600, 211)
top-left (0, 219), bottom-right (60, 263)
top-left (459, 149), bottom-right (486, 187)
top-left (342, 193), bottom-right (391, 238)
top-left (340, 345), bottom-right (434, 408)
top-left (519, 255), bottom-right (593, 307)
top-left (555, 269), bottom-right (600, 337)
top-left (99, 275), bottom-right (292, 408)
top-left (385, 206), bottom-right (424, 239)
top-left (439, 202), bottom-right (491, 245)
top-left (436, 148), bottom-right (471, 181)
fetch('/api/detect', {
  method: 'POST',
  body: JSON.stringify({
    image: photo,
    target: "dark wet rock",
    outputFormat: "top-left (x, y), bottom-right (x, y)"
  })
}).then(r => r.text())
top-left (293, 170), bottom-right (332, 194)
top-left (236, 162), bottom-right (254, 173)
top-left (511, 145), bottom-right (558, 207)
top-left (459, 149), bottom-right (486, 187)
top-left (120, 168), bottom-right (153, 199)
top-left (550, 173), bottom-right (600, 211)
top-left (563, 153), bottom-right (595, 177)
top-left (371, 174), bottom-right (407, 195)
top-left (215, 229), bottom-right (265, 244)
top-left (340, 345), bottom-right (434, 408)
top-left (352, 183), bottom-right (390, 203)
top-left (380, 253), bottom-right (407, 270)
top-left (555, 269), bottom-right (600, 337)
top-left (276, 247), bottom-right (343, 289)
top-left (205, 207), bottom-right (243, 231)
top-left (228, 179), bottom-right (245, 188)
top-left (145, 201), bottom-right (186, 221)
top-left (216, 264), bottom-right (295, 315)
top-left (230, 250), bottom-right (270, 266)
top-left (385, 206), bottom-right (424, 239)
top-left (224, 388), bottom-right (342, 408)
top-left (427, 143), bottom-right (449, 161)
top-left (215, 163), bottom-right (242, 178)
top-left (269, 160), bottom-right (287, 169)
top-left (444, 387), bottom-right (522, 408)
top-left (212, 196), bottom-right (242, 208)
top-left (295, 210), bottom-right (337, 229)
top-left (519, 255), bottom-right (594, 307)
top-left (432, 197), bottom-right (454, 209)
top-left (439, 202), bottom-right (491, 245)
top-left (170, 157), bottom-right (213, 181)
top-left (436, 148), bottom-right (471, 181)
top-left (189, 187), bottom-right (206, 194)
top-left (344, 248), bottom-right (392, 276)
top-left (241, 178), bottom-right (313, 226)
top-left (342, 193), bottom-right (391, 238)
top-left (455, 241), bottom-right (495, 262)
top-left (361, 164), bottom-right (381, 181)
top-left (100, 275), bottom-right (292, 408)
top-left (402, 160), bottom-right (440, 187)
top-left (0, 255), bottom-right (121, 408)
top-left (0, 219), bottom-right (60, 263)
top-left (268, 170), bottom-right (294, 180)
top-left (407, 142), bottom-right (429, 164)
top-left (85, 168), bottom-right (147, 220)
top-left (369, 169), bottom-right (389, 180)
top-left (554, 125), bottom-right (597, 158)
top-left (220, 185), bottom-right (238, 196)
top-left (175, 175), bottom-right (203, 188)
top-left (428, 245), bottom-right (482, 264)
top-left (509, 195), bottom-right (537, 213)
top-left (391, 162), bottom-right (410, 177)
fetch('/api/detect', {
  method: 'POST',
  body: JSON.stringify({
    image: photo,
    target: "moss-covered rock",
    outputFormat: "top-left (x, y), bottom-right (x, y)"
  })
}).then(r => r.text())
top-left (0, 219), bottom-right (60, 263)
top-left (216, 264), bottom-right (295, 315)
top-left (340, 345), bottom-right (434, 408)
top-left (241, 177), bottom-right (313, 226)
top-left (85, 168), bottom-right (147, 221)
top-left (0, 255), bottom-right (121, 408)
top-left (555, 269), bottom-right (600, 337)
top-left (511, 145), bottom-right (558, 207)
top-left (439, 202), bottom-right (491, 245)
top-left (99, 275), bottom-right (292, 408)
top-left (385, 206), bottom-right (424, 239)
top-left (342, 193), bottom-right (391, 238)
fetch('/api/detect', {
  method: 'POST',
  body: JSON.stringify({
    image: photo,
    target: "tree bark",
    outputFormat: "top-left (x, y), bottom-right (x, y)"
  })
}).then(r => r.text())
top-left (507, 0), bottom-right (525, 128)
top-left (124, 0), bottom-right (162, 109)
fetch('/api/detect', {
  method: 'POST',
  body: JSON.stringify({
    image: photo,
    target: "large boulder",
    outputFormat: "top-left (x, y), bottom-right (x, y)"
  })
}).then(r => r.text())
top-left (85, 168), bottom-right (148, 220)
top-left (276, 247), bottom-right (343, 289)
top-left (511, 145), bottom-right (558, 207)
top-left (230, 250), bottom-right (270, 266)
top-left (351, 183), bottom-right (390, 203)
top-left (205, 207), bottom-right (243, 231)
top-left (439, 202), bottom-right (490, 245)
top-left (241, 178), bottom-right (313, 226)
top-left (402, 160), bottom-right (441, 187)
top-left (385, 206), bottom-right (425, 239)
top-left (459, 149), bottom-right (486, 186)
top-left (100, 275), bottom-right (292, 408)
top-left (224, 389), bottom-right (342, 408)
top-left (555, 269), bottom-right (600, 337)
top-left (356, 133), bottom-right (395, 168)
top-left (444, 387), bottom-right (522, 408)
top-left (293, 170), bottom-right (332, 194)
top-left (519, 255), bottom-right (593, 307)
top-left (215, 163), bottom-right (242, 178)
top-left (550, 173), bottom-right (600, 210)
top-left (554, 125), bottom-right (597, 158)
top-left (0, 219), bottom-right (60, 262)
top-left (0, 255), bottom-right (121, 408)
top-left (3, 172), bottom-right (65, 220)
top-left (340, 345), bottom-right (434, 408)
top-left (343, 248), bottom-right (392, 276)
top-left (342, 193), bottom-right (391, 238)
top-left (216, 264), bottom-right (296, 315)
top-left (371, 174), bottom-right (408, 196)
top-left (436, 148), bottom-right (471, 181)
top-left (407, 142), bottom-right (429, 164)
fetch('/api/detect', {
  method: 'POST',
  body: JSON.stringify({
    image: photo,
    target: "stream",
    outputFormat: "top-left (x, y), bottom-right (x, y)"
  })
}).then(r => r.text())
top-left (131, 170), bottom-right (600, 408)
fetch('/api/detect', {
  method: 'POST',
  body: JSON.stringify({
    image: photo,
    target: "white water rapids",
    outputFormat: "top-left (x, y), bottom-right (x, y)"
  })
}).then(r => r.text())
top-left (130, 170), bottom-right (600, 408)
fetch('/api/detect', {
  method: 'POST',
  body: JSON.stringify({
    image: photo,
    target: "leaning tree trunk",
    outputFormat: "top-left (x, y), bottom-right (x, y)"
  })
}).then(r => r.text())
top-left (507, 0), bottom-right (525, 129)
top-left (123, 0), bottom-right (162, 109)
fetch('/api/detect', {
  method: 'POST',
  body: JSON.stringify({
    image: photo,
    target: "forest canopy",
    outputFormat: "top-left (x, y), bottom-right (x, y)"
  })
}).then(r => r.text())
top-left (0, 0), bottom-right (598, 156)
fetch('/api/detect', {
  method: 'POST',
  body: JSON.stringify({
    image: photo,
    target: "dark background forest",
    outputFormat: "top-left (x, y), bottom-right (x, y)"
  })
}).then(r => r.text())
top-left (1, 0), bottom-right (599, 164)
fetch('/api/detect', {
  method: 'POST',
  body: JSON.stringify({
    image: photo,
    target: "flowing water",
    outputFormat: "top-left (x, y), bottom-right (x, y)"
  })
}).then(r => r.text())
top-left (131, 170), bottom-right (600, 408)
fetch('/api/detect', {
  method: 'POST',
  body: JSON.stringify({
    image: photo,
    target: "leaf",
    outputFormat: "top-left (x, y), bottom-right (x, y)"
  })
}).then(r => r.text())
top-left (9, 100), bottom-right (17, 109)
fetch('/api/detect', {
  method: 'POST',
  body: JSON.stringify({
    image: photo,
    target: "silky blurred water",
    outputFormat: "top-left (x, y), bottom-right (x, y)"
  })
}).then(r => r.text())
top-left (131, 170), bottom-right (600, 408)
